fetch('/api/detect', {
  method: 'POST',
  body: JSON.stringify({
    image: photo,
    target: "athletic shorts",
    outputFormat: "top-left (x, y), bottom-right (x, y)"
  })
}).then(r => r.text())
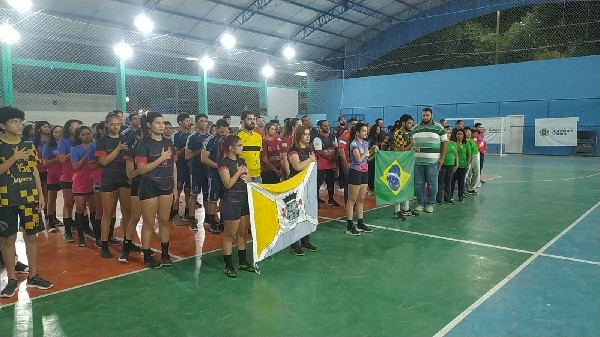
top-left (93, 182), bottom-right (102, 193)
top-left (39, 172), bottom-right (48, 182)
top-left (0, 204), bottom-right (44, 237)
top-left (101, 181), bottom-right (131, 193)
top-left (220, 199), bottom-right (250, 222)
top-left (73, 191), bottom-right (94, 197)
top-left (60, 181), bottom-right (73, 190)
top-left (47, 183), bottom-right (62, 191)
top-left (190, 170), bottom-right (209, 201)
top-left (347, 169), bottom-right (369, 185)
top-left (138, 181), bottom-right (173, 201)
top-left (130, 179), bottom-right (141, 197)
top-left (176, 164), bottom-right (190, 191)
top-left (206, 170), bottom-right (223, 202)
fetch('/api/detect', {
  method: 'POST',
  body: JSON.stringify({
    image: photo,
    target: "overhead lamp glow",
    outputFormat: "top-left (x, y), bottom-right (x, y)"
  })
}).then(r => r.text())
top-left (134, 13), bottom-right (154, 34)
top-left (0, 24), bottom-right (21, 44)
top-left (294, 71), bottom-right (308, 77)
top-left (220, 32), bottom-right (236, 50)
top-left (261, 65), bottom-right (274, 78)
top-left (8, 0), bottom-right (32, 12)
top-left (113, 42), bottom-right (133, 60)
top-left (185, 57), bottom-right (198, 61)
top-left (282, 45), bottom-right (296, 60)
top-left (199, 56), bottom-right (215, 71)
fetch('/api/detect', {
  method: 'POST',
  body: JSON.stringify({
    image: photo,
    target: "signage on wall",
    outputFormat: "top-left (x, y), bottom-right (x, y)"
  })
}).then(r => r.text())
top-left (535, 117), bottom-right (579, 146)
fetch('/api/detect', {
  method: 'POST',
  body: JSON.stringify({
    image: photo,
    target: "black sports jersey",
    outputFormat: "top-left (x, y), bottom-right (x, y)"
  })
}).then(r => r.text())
top-left (95, 135), bottom-right (128, 184)
top-left (135, 137), bottom-right (176, 191)
top-left (185, 131), bottom-right (210, 172)
top-left (287, 145), bottom-right (311, 178)
top-left (202, 134), bottom-right (225, 172)
top-left (173, 131), bottom-right (191, 167)
top-left (123, 143), bottom-right (141, 185)
top-left (0, 138), bottom-right (40, 207)
top-left (218, 157), bottom-right (247, 200)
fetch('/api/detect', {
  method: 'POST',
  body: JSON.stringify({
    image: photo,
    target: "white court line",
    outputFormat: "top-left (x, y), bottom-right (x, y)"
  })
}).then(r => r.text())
top-left (433, 200), bottom-right (600, 337)
top-left (494, 172), bottom-right (600, 183)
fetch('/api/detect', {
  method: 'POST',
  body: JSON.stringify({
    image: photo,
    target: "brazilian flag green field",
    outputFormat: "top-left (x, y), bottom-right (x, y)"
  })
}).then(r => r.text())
top-left (374, 151), bottom-right (415, 205)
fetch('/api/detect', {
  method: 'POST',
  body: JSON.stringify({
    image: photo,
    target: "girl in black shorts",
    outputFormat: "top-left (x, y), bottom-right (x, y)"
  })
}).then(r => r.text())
top-left (218, 135), bottom-right (255, 278)
top-left (287, 125), bottom-right (318, 256)
top-left (96, 113), bottom-right (131, 259)
top-left (135, 112), bottom-right (177, 269)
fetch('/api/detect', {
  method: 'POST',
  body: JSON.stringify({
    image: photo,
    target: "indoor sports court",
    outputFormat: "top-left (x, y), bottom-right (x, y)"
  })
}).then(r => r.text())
top-left (1, 0), bottom-right (599, 336)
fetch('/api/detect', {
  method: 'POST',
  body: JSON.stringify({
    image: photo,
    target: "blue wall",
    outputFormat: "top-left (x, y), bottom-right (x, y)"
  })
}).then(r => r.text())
top-left (315, 56), bottom-right (600, 156)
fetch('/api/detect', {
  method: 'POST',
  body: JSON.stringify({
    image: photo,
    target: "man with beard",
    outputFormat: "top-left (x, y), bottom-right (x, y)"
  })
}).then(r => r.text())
top-left (334, 116), bottom-right (346, 139)
top-left (255, 116), bottom-right (265, 137)
top-left (237, 111), bottom-right (263, 183)
top-left (313, 120), bottom-right (340, 207)
top-left (412, 107), bottom-right (447, 213)
top-left (301, 115), bottom-right (319, 142)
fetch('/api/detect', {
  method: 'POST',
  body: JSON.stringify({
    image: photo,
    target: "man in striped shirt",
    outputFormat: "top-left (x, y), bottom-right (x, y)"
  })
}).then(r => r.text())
top-left (412, 107), bottom-right (448, 213)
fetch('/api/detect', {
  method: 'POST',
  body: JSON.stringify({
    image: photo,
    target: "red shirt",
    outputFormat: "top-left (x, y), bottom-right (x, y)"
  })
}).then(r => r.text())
top-left (280, 135), bottom-right (293, 156)
top-left (314, 132), bottom-right (337, 170)
top-left (254, 128), bottom-right (265, 138)
top-left (261, 137), bottom-right (282, 172)
top-left (338, 129), bottom-right (351, 164)
top-left (476, 133), bottom-right (487, 153)
top-left (334, 125), bottom-right (345, 140)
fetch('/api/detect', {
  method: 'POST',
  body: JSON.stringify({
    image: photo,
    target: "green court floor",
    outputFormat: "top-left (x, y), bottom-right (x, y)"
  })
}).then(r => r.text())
top-left (0, 155), bottom-right (599, 336)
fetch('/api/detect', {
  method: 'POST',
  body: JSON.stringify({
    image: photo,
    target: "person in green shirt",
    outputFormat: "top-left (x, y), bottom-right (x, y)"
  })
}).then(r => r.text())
top-left (437, 126), bottom-right (457, 204)
top-left (465, 128), bottom-right (480, 195)
top-left (450, 129), bottom-right (471, 202)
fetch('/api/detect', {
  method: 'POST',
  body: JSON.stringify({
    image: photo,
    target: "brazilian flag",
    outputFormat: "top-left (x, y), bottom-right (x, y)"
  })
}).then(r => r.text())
top-left (374, 151), bottom-right (415, 206)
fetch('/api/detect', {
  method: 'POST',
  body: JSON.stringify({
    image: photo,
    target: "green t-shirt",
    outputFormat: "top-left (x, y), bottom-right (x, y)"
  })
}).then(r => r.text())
top-left (0, 138), bottom-right (40, 207)
top-left (412, 122), bottom-right (447, 165)
top-left (457, 142), bottom-right (470, 168)
top-left (443, 141), bottom-right (457, 166)
top-left (468, 139), bottom-right (478, 156)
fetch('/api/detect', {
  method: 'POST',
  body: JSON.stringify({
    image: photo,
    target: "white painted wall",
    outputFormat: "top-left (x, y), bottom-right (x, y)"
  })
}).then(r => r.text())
top-left (267, 87), bottom-right (299, 121)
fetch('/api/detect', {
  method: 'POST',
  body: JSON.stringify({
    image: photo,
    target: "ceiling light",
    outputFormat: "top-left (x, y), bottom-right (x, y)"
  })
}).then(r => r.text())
top-left (134, 13), bottom-right (154, 34)
top-left (220, 32), bottom-right (236, 50)
top-left (185, 57), bottom-right (199, 61)
top-left (8, 0), bottom-right (32, 12)
top-left (282, 45), bottom-right (296, 60)
top-left (261, 65), bottom-right (274, 78)
top-left (199, 56), bottom-right (215, 71)
top-left (0, 24), bottom-right (21, 44)
top-left (294, 71), bottom-right (308, 77)
top-left (113, 42), bottom-right (133, 60)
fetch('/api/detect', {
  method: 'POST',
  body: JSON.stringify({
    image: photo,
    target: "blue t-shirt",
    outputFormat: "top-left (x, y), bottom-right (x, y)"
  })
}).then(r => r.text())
top-left (185, 131), bottom-right (210, 172)
top-left (87, 142), bottom-right (97, 162)
top-left (173, 131), bottom-right (191, 167)
top-left (349, 139), bottom-right (369, 172)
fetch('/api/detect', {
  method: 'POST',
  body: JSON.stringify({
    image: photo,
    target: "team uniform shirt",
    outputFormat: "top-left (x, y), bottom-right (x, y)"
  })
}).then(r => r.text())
top-left (389, 129), bottom-right (411, 151)
top-left (254, 128), bottom-right (265, 138)
top-left (57, 138), bottom-right (76, 182)
top-left (313, 132), bottom-right (337, 170)
top-left (261, 137), bottom-right (282, 172)
top-left (237, 129), bottom-right (262, 178)
top-left (287, 145), bottom-right (312, 178)
top-left (280, 135), bottom-right (293, 158)
top-left (203, 135), bottom-right (225, 174)
top-left (443, 141), bottom-right (458, 166)
top-left (338, 130), bottom-right (352, 164)
top-left (185, 131), bottom-right (210, 173)
top-left (95, 135), bottom-right (128, 184)
top-left (333, 125), bottom-right (345, 140)
top-left (135, 137), bottom-right (177, 191)
top-left (70, 143), bottom-right (94, 193)
top-left (475, 133), bottom-right (487, 154)
top-left (412, 122), bottom-right (447, 165)
top-left (123, 144), bottom-right (141, 185)
top-left (173, 130), bottom-right (192, 170)
top-left (0, 139), bottom-right (40, 207)
top-left (218, 157), bottom-right (248, 201)
top-left (42, 143), bottom-right (61, 185)
top-left (468, 139), bottom-right (479, 157)
top-left (87, 141), bottom-right (101, 185)
top-left (120, 126), bottom-right (139, 146)
top-left (349, 139), bottom-right (369, 172)
top-left (457, 142), bottom-right (471, 168)
top-left (35, 140), bottom-right (47, 173)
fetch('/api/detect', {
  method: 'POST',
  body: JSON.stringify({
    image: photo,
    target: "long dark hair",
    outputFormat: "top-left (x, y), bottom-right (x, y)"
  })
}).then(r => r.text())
top-left (63, 119), bottom-right (82, 139)
top-left (283, 118), bottom-right (300, 138)
top-left (367, 124), bottom-right (380, 143)
top-left (22, 124), bottom-right (35, 141)
top-left (140, 111), bottom-right (163, 139)
top-left (451, 129), bottom-right (466, 144)
top-left (94, 121), bottom-right (105, 140)
top-left (221, 134), bottom-right (240, 160)
top-left (47, 125), bottom-right (63, 147)
top-left (73, 126), bottom-right (92, 146)
top-left (349, 122), bottom-right (367, 145)
top-left (32, 120), bottom-right (50, 147)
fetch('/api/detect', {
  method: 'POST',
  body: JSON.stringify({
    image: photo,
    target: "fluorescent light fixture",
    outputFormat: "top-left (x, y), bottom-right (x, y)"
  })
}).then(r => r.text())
top-left (282, 45), bottom-right (296, 60)
top-left (185, 57), bottom-right (199, 61)
top-left (134, 13), bottom-right (154, 34)
top-left (220, 32), bottom-right (236, 49)
top-left (113, 42), bottom-right (133, 60)
top-left (294, 71), bottom-right (308, 77)
top-left (125, 96), bottom-right (130, 103)
top-left (261, 65), bottom-right (274, 78)
top-left (199, 56), bottom-right (215, 71)
top-left (0, 24), bottom-right (21, 44)
top-left (8, 0), bottom-right (32, 12)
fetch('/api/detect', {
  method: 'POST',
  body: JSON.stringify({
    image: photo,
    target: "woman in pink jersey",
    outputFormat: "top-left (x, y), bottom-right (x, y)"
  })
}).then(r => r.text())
top-left (57, 119), bottom-right (82, 243)
top-left (70, 126), bottom-right (96, 247)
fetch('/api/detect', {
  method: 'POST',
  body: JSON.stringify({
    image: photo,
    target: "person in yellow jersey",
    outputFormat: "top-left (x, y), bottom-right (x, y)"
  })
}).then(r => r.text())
top-left (236, 111), bottom-right (263, 183)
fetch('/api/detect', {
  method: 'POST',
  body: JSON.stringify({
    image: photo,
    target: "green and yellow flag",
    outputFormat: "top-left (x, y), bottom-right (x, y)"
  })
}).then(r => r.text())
top-left (374, 151), bottom-right (415, 205)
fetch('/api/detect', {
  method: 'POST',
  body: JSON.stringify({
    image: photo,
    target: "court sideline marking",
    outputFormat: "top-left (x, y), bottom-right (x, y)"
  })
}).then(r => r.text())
top-left (433, 200), bottom-right (600, 337)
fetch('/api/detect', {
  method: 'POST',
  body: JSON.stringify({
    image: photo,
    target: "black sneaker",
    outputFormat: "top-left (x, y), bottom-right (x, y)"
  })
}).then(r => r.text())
top-left (15, 261), bottom-right (29, 274)
top-left (108, 237), bottom-right (121, 245)
top-left (26, 275), bottom-right (53, 290)
top-left (144, 256), bottom-right (162, 269)
top-left (394, 211), bottom-right (407, 221)
top-left (356, 223), bottom-right (373, 233)
top-left (290, 245), bottom-right (305, 256)
top-left (64, 232), bottom-right (75, 243)
top-left (345, 226), bottom-right (361, 236)
top-left (51, 218), bottom-right (62, 226)
top-left (404, 209), bottom-right (420, 217)
top-left (458, 198), bottom-right (465, 202)
top-left (238, 263), bottom-right (255, 272)
top-left (129, 244), bottom-right (142, 253)
top-left (182, 214), bottom-right (190, 223)
top-left (83, 227), bottom-right (95, 239)
top-left (161, 255), bottom-right (173, 266)
top-left (118, 250), bottom-right (129, 263)
top-left (100, 247), bottom-right (113, 259)
top-left (76, 237), bottom-right (86, 247)
top-left (47, 223), bottom-right (58, 233)
top-left (218, 221), bottom-right (224, 232)
top-left (0, 279), bottom-right (18, 298)
top-left (95, 239), bottom-right (102, 248)
top-left (208, 223), bottom-right (222, 234)
top-left (468, 190), bottom-right (477, 195)
top-left (445, 200), bottom-right (454, 204)
top-left (189, 220), bottom-right (198, 231)
top-left (224, 266), bottom-right (238, 278)
top-left (327, 199), bottom-right (341, 207)
top-left (301, 242), bottom-right (318, 252)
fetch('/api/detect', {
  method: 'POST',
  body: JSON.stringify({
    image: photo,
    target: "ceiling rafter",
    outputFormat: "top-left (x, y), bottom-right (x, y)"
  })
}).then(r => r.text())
top-left (326, 0), bottom-right (398, 23)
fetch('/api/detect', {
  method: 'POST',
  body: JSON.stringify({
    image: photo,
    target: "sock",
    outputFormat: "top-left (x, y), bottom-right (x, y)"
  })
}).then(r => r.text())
top-left (346, 219), bottom-right (354, 229)
top-left (223, 254), bottom-right (234, 268)
top-left (170, 210), bottom-right (177, 218)
top-left (83, 214), bottom-right (90, 232)
top-left (205, 214), bottom-right (215, 225)
top-left (143, 249), bottom-right (153, 260)
top-left (75, 213), bottom-right (85, 239)
top-left (189, 216), bottom-right (195, 223)
top-left (122, 239), bottom-right (131, 253)
top-left (161, 242), bottom-right (169, 257)
top-left (109, 218), bottom-right (116, 239)
top-left (357, 218), bottom-right (364, 226)
top-left (92, 219), bottom-right (101, 240)
top-left (394, 203), bottom-right (402, 213)
top-left (101, 241), bottom-right (108, 250)
top-left (184, 208), bottom-right (189, 216)
top-left (64, 218), bottom-right (73, 233)
top-left (238, 249), bottom-right (247, 265)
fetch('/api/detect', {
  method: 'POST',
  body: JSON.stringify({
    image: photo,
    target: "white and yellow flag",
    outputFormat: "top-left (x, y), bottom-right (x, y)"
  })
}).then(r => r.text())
top-left (248, 163), bottom-right (318, 266)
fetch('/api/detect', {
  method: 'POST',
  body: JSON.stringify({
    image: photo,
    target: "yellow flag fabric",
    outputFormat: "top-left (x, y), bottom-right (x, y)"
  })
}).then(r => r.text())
top-left (248, 163), bottom-right (318, 265)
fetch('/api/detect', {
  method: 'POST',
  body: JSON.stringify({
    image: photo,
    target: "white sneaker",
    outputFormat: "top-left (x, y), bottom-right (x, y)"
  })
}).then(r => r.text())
top-left (415, 205), bottom-right (424, 212)
top-left (425, 205), bottom-right (434, 213)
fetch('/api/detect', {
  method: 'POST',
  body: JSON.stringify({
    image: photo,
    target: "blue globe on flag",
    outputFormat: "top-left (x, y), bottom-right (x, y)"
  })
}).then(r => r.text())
top-left (386, 164), bottom-right (401, 193)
